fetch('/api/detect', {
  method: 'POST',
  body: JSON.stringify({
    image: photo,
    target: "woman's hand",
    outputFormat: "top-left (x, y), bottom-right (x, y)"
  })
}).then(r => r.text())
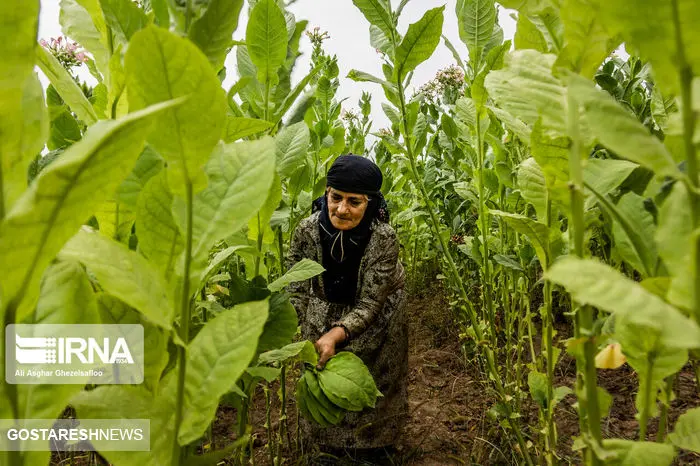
top-left (314, 327), bottom-right (347, 370)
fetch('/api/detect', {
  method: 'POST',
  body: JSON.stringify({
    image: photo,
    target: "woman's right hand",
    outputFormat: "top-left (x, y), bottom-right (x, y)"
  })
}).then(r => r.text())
top-left (314, 327), bottom-right (347, 370)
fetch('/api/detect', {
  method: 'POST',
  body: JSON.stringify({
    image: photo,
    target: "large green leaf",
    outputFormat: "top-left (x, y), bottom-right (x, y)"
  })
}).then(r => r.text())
top-left (247, 173), bottom-right (281, 245)
top-left (258, 340), bottom-right (318, 366)
top-left (517, 157), bottom-right (547, 221)
top-left (36, 46), bottom-right (98, 125)
top-left (556, 0), bottom-right (619, 78)
top-left (593, 0), bottom-right (700, 95)
top-left (485, 50), bottom-right (567, 135)
top-left (268, 258), bottom-right (325, 292)
top-left (18, 261), bottom-right (101, 441)
top-left (225, 116), bottom-right (273, 143)
top-left (188, 0), bottom-right (244, 71)
top-left (318, 352), bottom-right (381, 411)
top-left (34, 260), bottom-right (100, 325)
top-left (245, 0), bottom-right (287, 86)
top-left (530, 120), bottom-right (570, 208)
top-left (457, 0), bottom-right (496, 67)
top-left (583, 158), bottom-right (637, 208)
top-left (546, 256), bottom-right (700, 351)
top-left (669, 407), bottom-right (700, 453)
top-left (514, 13), bottom-right (548, 52)
top-left (303, 371), bottom-right (345, 425)
top-left (59, 0), bottom-right (110, 73)
top-left (180, 299), bottom-right (269, 444)
top-left (568, 74), bottom-right (681, 179)
top-left (72, 374), bottom-right (177, 466)
top-left (136, 170), bottom-right (184, 281)
top-left (2, 73), bottom-right (47, 215)
top-left (98, 293), bottom-right (169, 393)
top-left (600, 440), bottom-right (675, 466)
top-left (276, 121), bottom-right (310, 178)
top-left (60, 228), bottom-right (175, 329)
top-left (255, 292), bottom-right (298, 355)
top-left (656, 182), bottom-right (693, 310)
top-left (99, 0), bottom-right (149, 45)
top-left (352, 0), bottom-right (395, 42)
top-left (0, 0), bottom-right (40, 175)
top-left (395, 7), bottom-right (445, 78)
top-left (586, 187), bottom-right (657, 277)
top-left (116, 145), bottom-right (164, 209)
top-left (489, 210), bottom-right (557, 266)
top-left (0, 100), bottom-right (175, 322)
top-left (175, 137), bottom-right (276, 282)
top-left (126, 26), bottom-right (226, 190)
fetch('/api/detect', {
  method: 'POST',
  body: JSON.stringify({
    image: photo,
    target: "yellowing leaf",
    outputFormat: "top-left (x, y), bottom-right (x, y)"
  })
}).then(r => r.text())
top-left (595, 343), bottom-right (626, 369)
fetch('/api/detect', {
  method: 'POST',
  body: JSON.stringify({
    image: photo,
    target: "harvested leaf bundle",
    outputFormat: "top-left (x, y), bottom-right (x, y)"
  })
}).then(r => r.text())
top-left (296, 351), bottom-right (382, 427)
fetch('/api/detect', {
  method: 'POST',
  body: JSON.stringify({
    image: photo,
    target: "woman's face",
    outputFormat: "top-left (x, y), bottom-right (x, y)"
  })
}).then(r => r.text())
top-left (327, 187), bottom-right (369, 230)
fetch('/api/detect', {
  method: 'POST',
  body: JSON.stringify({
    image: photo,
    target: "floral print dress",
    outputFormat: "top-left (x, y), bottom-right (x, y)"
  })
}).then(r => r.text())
top-left (286, 211), bottom-right (408, 449)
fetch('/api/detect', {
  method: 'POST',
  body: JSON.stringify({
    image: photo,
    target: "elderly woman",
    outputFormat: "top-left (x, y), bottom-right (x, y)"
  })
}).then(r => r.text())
top-left (286, 155), bottom-right (407, 463)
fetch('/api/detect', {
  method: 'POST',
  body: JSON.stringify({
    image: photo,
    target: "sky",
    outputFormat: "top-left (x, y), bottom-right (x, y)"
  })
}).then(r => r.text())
top-left (38, 0), bottom-right (517, 130)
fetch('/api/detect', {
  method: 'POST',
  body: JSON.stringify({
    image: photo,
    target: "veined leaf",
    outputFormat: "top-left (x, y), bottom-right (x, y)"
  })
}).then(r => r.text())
top-left (225, 116), bottom-right (273, 142)
top-left (255, 291), bottom-right (297, 355)
top-left (246, 0), bottom-right (287, 86)
top-left (72, 374), bottom-right (177, 466)
top-left (599, 440), bottom-right (675, 466)
top-left (583, 158), bottom-right (637, 208)
top-left (37, 46), bottom-right (98, 125)
top-left (247, 173), bottom-right (281, 245)
top-left (485, 50), bottom-right (567, 135)
top-left (593, 0), bottom-right (700, 95)
top-left (0, 100), bottom-right (176, 323)
top-left (347, 69), bottom-right (392, 88)
top-left (370, 24), bottom-right (393, 55)
top-left (530, 120), bottom-right (570, 208)
top-left (586, 187), bottom-right (657, 277)
top-left (488, 106), bottom-right (531, 141)
top-left (136, 170), bottom-right (184, 281)
top-left (514, 13), bottom-right (548, 52)
top-left (269, 259), bottom-right (325, 292)
top-left (352, 0), bottom-right (394, 42)
top-left (180, 300), bottom-right (269, 444)
top-left (258, 340), bottom-right (318, 366)
top-left (669, 407), bottom-right (700, 453)
top-left (656, 182), bottom-right (693, 311)
top-left (546, 256), bottom-right (700, 350)
top-left (116, 145), bottom-right (164, 209)
top-left (2, 73), bottom-right (48, 214)
top-left (98, 293), bottom-right (168, 393)
top-left (395, 7), bottom-right (445, 78)
top-left (517, 157), bottom-right (547, 221)
top-left (568, 74), bottom-right (681, 179)
top-left (276, 122), bottom-right (310, 178)
top-left (60, 0), bottom-right (110, 73)
top-left (556, 0), bottom-right (619, 78)
top-left (177, 138), bottom-right (276, 283)
top-left (318, 352), bottom-right (381, 411)
top-left (189, 0), bottom-right (244, 71)
top-left (99, 0), bottom-right (149, 46)
top-left (126, 26), bottom-right (227, 191)
top-left (489, 210), bottom-right (553, 266)
top-left (59, 228), bottom-right (175, 329)
top-left (457, 0), bottom-right (496, 67)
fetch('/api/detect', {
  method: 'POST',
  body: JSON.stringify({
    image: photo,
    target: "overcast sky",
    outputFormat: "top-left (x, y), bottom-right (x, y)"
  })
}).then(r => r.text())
top-left (38, 0), bottom-right (517, 131)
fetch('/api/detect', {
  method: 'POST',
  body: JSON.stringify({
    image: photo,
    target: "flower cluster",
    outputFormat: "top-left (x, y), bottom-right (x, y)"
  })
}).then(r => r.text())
top-left (416, 65), bottom-right (466, 105)
top-left (40, 36), bottom-right (88, 70)
top-left (450, 234), bottom-right (465, 245)
top-left (305, 26), bottom-right (330, 47)
top-left (340, 108), bottom-right (358, 123)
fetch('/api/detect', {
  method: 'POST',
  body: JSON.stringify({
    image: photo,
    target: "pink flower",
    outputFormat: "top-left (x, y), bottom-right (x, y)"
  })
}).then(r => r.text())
top-left (39, 39), bottom-right (47, 47)
top-left (76, 52), bottom-right (87, 62)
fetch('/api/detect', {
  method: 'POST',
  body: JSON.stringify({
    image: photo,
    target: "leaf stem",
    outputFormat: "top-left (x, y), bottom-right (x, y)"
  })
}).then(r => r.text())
top-left (639, 355), bottom-right (654, 440)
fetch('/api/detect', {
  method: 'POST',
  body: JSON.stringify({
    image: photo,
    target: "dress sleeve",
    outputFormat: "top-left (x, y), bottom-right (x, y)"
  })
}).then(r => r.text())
top-left (285, 223), bottom-right (312, 318)
top-left (333, 228), bottom-right (400, 339)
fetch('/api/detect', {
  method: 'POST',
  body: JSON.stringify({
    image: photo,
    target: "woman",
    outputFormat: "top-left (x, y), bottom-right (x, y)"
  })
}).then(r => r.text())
top-left (286, 155), bottom-right (408, 463)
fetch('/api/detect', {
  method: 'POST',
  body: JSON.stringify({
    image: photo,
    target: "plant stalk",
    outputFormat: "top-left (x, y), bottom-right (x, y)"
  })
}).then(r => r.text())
top-left (173, 181), bottom-right (194, 466)
top-left (567, 90), bottom-right (602, 464)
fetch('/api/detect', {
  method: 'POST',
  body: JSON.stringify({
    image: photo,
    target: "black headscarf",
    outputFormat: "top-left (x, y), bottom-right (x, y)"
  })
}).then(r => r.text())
top-left (312, 155), bottom-right (390, 305)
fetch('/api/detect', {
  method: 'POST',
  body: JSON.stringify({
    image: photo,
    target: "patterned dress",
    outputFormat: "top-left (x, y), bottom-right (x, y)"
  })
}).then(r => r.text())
top-left (286, 211), bottom-right (408, 449)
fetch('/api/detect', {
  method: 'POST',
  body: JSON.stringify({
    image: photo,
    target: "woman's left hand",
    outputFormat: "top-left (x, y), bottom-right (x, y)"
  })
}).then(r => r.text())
top-left (314, 327), bottom-right (347, 370)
